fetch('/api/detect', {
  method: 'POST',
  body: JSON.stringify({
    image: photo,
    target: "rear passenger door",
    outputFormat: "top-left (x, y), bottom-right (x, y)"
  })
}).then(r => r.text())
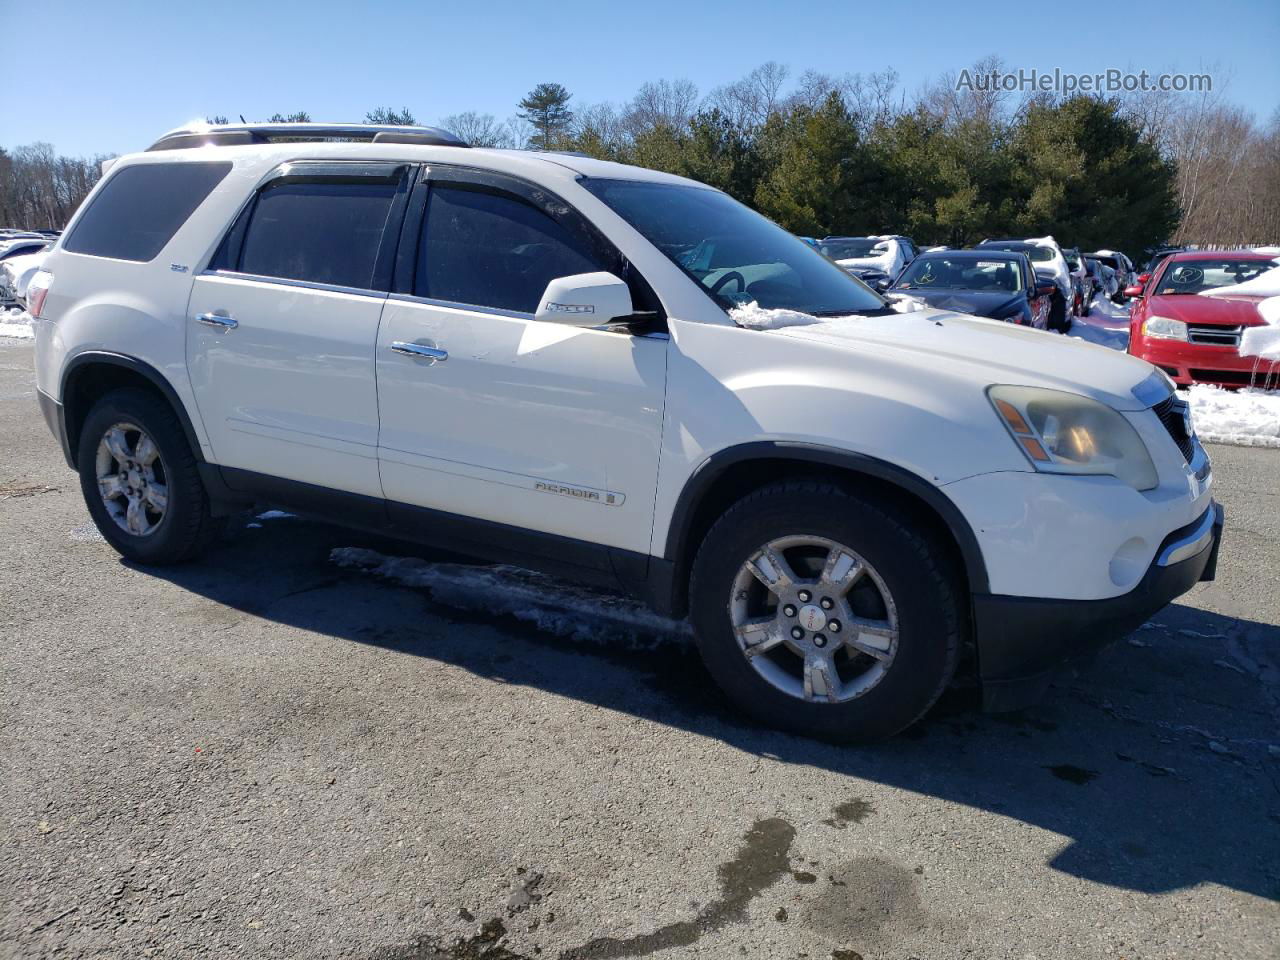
top-left (374, 168), bottom-right (667, 567)
top-left (186, 162), bottom-right (410, 499)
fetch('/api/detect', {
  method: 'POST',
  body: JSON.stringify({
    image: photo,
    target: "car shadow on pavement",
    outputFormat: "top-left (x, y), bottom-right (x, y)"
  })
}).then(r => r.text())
top-left (133, 513), bottom-right (1280, 903)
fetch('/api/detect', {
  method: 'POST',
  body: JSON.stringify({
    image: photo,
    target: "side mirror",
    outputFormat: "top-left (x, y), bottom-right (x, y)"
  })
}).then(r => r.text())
top-left (534, 272), bottom-right (633, 327)
top-left (1137, 272), bottom-right (1151, 284)
top-left (1123, 284), bottom-right (1144, 298)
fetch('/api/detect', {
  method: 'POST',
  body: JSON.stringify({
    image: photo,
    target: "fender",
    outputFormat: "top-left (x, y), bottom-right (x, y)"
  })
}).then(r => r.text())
top-left (60, 351), bottom-right (206, 468)
top-left (663, 440), bottom-right (990, 595)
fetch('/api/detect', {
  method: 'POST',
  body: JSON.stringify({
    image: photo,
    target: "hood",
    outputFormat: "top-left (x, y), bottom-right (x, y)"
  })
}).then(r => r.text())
top-left (1147, 293), bottom-right (1265, 328)
top-left (897, 288), bottom-right (1023, 318)
top-left (767, 306), bottom-right (1157, 410)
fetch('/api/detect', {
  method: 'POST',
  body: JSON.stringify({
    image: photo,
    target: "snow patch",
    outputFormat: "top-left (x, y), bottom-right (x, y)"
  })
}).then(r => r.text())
top-left (1187, 385), bottom-right (1280, 447)
top-left (331, 547), bottom-right (690, 649)
top-left (255, 509), bottom-right (296, 520)
top-left (1199, 264), bottom-right (1280, 299)
top-left (1067, 295), bottom-right (1130, 350)
top-left (0, 309), bottom-right (33, 339)
top-left (729, 302), bottom-right (823, 330)
top-left (69, 523), bottom-right (105, 543)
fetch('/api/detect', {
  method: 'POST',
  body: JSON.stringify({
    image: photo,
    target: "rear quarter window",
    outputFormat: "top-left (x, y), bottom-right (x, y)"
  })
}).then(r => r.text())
top-left (62, 161), bottom-right (232, 262)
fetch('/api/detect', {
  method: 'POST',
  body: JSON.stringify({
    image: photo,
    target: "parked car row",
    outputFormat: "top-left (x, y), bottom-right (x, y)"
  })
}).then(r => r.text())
top-left (814, 233), bottom-right (1146, 333)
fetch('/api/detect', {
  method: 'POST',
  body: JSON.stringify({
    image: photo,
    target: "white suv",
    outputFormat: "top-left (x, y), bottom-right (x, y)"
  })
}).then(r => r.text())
top-left (29, 123), bottom-right (1222, 741)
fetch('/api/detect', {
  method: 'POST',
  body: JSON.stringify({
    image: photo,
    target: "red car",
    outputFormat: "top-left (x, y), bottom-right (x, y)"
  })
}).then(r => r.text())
top-left (1127, 250), bottom-right (1278, 388)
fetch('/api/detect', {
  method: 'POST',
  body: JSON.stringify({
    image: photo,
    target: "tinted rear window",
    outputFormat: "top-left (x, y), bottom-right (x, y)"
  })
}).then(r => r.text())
top-left (238, 180), bottom-right (397, 289)
top-left (63, 161), bottom-right (231, 262)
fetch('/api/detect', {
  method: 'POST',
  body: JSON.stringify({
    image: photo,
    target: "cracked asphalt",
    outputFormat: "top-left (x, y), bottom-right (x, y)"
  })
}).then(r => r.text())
top-left (1, 338), bottom-right (1277, 960)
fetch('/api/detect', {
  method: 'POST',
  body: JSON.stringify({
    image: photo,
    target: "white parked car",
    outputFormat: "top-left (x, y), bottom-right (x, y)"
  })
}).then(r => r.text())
top-left (819, 235), bottom-right (915, 284)
top-left (1, 248), bottom-right (50, 306)
top-left (27, 123), bottom-right (1222, 741)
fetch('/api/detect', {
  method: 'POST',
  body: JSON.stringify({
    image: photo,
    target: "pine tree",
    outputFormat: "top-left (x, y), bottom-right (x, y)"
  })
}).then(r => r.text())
top-left (518, 83), bottom-right (574, 151)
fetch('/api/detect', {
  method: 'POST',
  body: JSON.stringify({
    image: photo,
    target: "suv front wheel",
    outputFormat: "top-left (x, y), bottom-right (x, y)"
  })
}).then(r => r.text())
top-left (76, 388), bottom-right (221, 564)
top-left (689, 481), bottom-right (962, 742)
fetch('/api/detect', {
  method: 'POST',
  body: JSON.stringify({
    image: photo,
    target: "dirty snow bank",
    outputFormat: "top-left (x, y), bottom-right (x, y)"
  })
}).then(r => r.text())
top-left (1188, 385), bottom-right (1280, 447)
top-left (331, 548), bottom-right (690, 648)
top-left (0, 308), bottom-right (33, 340)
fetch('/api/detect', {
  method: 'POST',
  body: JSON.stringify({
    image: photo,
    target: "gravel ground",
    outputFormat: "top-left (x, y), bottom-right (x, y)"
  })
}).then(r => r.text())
top-left (1, 339), bottom-right (1277, 960)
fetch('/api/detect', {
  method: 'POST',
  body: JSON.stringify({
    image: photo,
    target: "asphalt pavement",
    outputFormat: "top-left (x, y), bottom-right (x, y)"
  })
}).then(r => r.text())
top-left (1, 339), bottom-right (1276, 960)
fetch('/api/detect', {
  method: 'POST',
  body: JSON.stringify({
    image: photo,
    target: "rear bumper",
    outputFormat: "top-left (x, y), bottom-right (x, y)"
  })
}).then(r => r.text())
top-left (37, 388), bottom-right (75, 468)
top-left (974, 502), bottom-right (1223, 711)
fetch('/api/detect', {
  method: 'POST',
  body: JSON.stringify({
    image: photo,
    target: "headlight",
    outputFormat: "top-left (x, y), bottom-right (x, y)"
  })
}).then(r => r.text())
top-left (988, 385), bottom-right (1159, 491)
top-left (1143, 316), bottom-right (1187, 340)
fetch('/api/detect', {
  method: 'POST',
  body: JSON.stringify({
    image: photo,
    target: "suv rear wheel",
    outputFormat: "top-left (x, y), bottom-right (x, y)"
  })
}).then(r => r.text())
top-left (76, 388), bottom-right (221, 564)
top-left (689, 481), bottom-right (962, 742)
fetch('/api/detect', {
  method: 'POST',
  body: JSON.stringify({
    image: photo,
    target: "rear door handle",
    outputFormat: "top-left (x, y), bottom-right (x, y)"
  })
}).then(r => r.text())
top-left (196, 312), bottom-right (238, 329)
top-left (390, 341), bottom-right (447, 364)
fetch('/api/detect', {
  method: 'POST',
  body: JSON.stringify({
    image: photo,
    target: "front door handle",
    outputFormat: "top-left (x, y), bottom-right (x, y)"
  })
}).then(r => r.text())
top-left (196, 312), bottom-right (238, 330)
top-left (390, 341), bottom-right (448, 364)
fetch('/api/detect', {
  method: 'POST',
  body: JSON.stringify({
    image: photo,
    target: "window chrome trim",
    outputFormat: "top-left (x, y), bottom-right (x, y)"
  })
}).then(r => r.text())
top-left (386, 291), bottom-right (533, 321)
top-left (200, 269), bottom-right (388, 300)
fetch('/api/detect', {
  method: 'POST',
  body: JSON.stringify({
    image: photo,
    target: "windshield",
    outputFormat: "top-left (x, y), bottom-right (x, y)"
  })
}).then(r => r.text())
top-left (1155, 258), bottom-right (1276, 295)
top-left (819, 238), bottom-right (882, 260)
top-left (895, 256), bottom-right (1023, 293)
top-left (581, 179), bottom-right (887, 316)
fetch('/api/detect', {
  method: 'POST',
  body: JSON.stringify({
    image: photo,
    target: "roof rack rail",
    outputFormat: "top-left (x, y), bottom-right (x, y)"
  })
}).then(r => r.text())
top-left (146, 122), bottom-right (469, 152)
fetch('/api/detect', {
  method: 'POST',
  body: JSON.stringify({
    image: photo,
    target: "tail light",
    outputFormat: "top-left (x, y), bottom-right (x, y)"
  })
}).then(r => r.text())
top-left (26, 270), bottom-right (52, 320)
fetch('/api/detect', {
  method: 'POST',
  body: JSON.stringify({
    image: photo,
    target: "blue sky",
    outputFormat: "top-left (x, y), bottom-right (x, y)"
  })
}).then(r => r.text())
top-left (6, 0), bottom-right (1278, 156)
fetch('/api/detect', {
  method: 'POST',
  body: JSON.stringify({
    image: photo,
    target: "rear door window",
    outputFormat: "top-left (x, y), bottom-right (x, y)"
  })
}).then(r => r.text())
top-left (237, 178), bottom-right (400, 290)
top-left (63, 161), bottom-right (231, 262)
top-left (416, 184), bottom-right (603, 313)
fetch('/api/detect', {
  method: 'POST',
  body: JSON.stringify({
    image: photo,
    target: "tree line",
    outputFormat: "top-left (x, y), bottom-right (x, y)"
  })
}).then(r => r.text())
top-left (3, 60), bottom-right (1277, 260)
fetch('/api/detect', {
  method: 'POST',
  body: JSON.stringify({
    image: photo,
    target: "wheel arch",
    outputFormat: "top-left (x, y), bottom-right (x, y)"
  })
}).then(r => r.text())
top-left (660, 442), bottom-right (989, 617)
top-left (60, 352), bottom-right (205, 469)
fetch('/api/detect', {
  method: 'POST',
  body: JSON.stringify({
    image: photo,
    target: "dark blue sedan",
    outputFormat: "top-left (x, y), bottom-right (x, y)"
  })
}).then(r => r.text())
top-left (889, 250), bottom-right (1057, 329)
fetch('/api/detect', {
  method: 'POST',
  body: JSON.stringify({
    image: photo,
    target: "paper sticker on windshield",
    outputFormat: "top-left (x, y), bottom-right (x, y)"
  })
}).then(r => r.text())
top-left (976, 261), bottom-right (1005, 268)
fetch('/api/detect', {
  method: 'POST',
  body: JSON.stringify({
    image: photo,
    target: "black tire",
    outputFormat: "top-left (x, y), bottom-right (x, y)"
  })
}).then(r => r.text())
top-left (689, 481), bottom-right (963, 743)
top-left (1048, 291), bottom-right (1070, 332)
top-left (77, 388), bottom-right (222, 564)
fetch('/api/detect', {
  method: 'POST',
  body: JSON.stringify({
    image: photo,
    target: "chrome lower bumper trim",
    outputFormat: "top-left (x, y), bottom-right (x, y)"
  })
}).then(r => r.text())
top-left (1157, 505), bottom-right (1217, 567)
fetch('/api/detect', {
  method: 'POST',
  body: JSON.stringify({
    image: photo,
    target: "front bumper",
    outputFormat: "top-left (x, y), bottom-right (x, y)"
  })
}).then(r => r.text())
top-left (1132, 334), bottom-right (1268, 387)
top-left (974, 501), bottom-right (1223, 711)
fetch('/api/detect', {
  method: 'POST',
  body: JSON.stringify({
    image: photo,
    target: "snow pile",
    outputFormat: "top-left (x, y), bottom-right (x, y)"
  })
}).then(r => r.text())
top-left (729, 302), bottom-right (823, 330)
top-left (1068, 294), bottom-right (1130, 350)
top-left (887, 293), bottom-right (925, 313)
top-left (1187, 385), bottom-right (1280, 447)
top-left (1199, 264), bottom-right (1280, 299)
top-left (331, 547), bottom-right (691, 649)
top-left (0, 308), bottom-right (33, 340)
top-left (1239, 295), bottom-right (1280, 362)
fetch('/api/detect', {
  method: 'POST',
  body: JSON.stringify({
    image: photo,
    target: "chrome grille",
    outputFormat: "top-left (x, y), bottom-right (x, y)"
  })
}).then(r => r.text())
top-left (1152, 394), bottom-right (1195, 462)
top-left (1187, 324), bottom-right (1242, 347)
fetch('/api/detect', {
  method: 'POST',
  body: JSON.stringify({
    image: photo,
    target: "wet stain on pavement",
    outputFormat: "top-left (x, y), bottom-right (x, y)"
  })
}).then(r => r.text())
top-left (805, 857), bottom-right (925, 945)
top-left (792, 870), bottom-right (818, 884)
top-left (1045, 764), bottom-right (1100, 785)
top-left (823, 798), bottom-right (874, 829)
top-left (375, 817), bottom-right (800, 960)
top-left (559, 816), bottom-right (797, 959)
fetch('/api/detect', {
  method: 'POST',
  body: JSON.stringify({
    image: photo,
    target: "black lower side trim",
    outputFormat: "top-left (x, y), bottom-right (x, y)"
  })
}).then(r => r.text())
top-left (37, 389), bottom-right (74, 469)
top-left (216, 466), bottom-right (652, 598)
top-left (973, 506), bottom-right (1222, 712)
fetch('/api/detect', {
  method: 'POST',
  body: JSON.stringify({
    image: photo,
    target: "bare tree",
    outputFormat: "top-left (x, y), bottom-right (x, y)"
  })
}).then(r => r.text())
top-left (440, 112), bottom-right (515, 148)
top-left (706, 62), bottom-right (790, 128)
top-left (0, 143), bottom-right (109, 230)
top-left (624, 78), bottom-right (699, 136)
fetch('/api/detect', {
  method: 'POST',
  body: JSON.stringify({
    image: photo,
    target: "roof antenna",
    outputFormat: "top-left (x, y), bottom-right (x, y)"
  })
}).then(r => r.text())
top-left (239, 114), bottom-right (246, 123)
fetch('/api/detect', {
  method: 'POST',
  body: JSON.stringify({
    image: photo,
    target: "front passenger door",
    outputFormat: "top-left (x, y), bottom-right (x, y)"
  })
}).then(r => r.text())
top-left (375, 170), bottom-right (667, 568)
